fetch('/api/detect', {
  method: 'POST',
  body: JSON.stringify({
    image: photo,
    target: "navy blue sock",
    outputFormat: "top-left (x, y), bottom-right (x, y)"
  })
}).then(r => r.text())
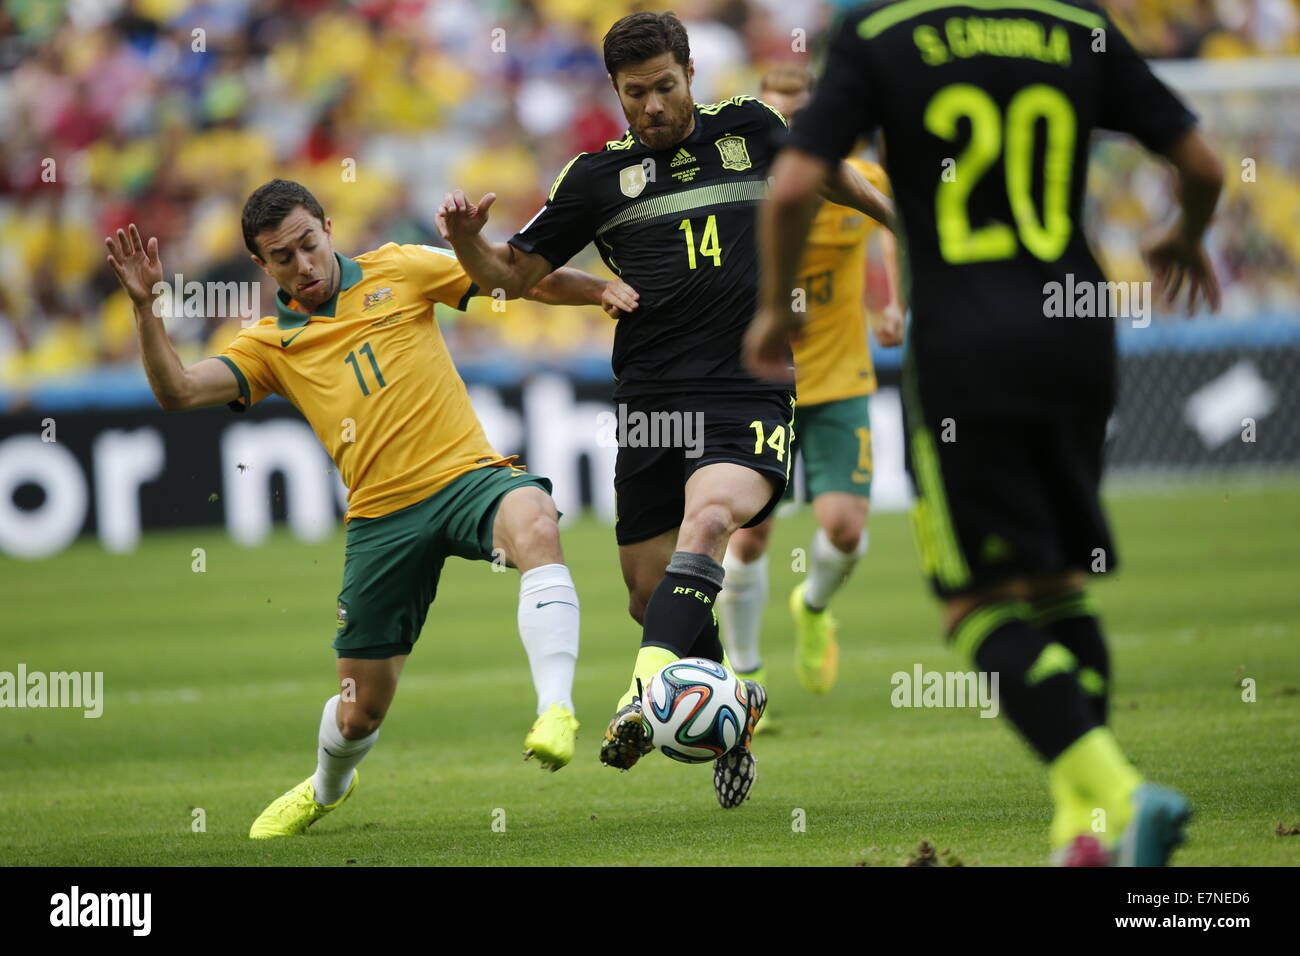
top-left (688, 609), bottom-right (725, 663)
top-left (1032, 592), bottom-right (1110, 724)
top-left (640, 551), bottom-right (724, 659)
top-left (953, 600), bottom-right (1100, 763)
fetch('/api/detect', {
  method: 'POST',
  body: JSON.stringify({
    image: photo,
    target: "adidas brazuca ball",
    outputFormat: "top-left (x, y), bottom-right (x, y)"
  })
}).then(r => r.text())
top-left (642, 658), bottom-right (748, 763)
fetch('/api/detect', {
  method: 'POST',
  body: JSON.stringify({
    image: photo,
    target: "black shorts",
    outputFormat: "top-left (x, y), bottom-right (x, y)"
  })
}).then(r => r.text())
top-left (904, 409), bottom-right (1116, 599)
top-left (613, 390), bottom-right (796, 546)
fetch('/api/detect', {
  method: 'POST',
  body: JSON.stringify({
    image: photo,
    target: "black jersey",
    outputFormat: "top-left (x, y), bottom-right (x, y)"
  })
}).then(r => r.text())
top-left (509, 96), bottom-right (791, 399)
top-left (788, 0), bottom-right (1197, 419)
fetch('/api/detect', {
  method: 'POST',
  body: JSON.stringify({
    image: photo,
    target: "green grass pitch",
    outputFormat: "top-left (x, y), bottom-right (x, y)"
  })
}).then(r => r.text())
top-left (2, 480), bottom-right (1298, 866)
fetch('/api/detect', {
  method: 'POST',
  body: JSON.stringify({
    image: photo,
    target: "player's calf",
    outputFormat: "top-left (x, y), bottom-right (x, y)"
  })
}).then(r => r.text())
top-left (1028, 583), bottom-right (1110, 725)
top-left (322, 708), bottom-right (382, 807)
top-left (492, 484), bottom-right (581, 766)
top-left (516, 562), bottom-right (580, 765)
top-left (315, 656), bottom-right (402, 799)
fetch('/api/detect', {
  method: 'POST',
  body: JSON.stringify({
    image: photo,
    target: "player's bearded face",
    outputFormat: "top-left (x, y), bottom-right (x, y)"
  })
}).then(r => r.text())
top-left (252, 207), bottom-right (338, 312)
top-left (613, 54), bottom-right (695, 151)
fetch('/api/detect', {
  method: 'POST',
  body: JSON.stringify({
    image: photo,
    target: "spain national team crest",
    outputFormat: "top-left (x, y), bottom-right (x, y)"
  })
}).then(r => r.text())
top-left (620, 164), bottom-right (647, 198)
top-left (715, 135), bottom-right (751, 171)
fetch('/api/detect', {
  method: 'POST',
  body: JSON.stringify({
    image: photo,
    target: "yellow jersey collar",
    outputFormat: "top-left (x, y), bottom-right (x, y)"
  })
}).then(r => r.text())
top-left (275, 252), bottom-right (362, 329)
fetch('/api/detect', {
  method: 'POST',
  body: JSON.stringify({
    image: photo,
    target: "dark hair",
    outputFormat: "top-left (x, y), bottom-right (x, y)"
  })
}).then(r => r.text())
top-left (241, 179), bottom-right (326, 256)
top-left (603, 11), bottom-right (690, 80)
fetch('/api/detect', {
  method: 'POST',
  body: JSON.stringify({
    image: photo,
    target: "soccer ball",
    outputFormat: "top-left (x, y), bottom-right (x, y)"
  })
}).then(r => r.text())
top-left (642, 657), bottom-right (748, 764)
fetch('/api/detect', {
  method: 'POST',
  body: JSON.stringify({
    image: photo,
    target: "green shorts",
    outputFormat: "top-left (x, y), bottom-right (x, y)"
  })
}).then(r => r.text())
top-left (787, 393), bottom-right (873, 501)
top-left (333, 464), bottom-right (553, 659)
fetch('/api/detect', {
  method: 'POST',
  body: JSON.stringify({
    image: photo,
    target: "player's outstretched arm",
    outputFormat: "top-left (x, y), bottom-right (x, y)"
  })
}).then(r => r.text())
top-left (525, 268), bottom-right (640, 317)
top-left (437, 189), bottom-right (553, 299)
top-left (1142, 128), bottom-right (1224, 314)
top-left (874, 227), bottom-right (906, 347)
top-left (104, 224), bottom-right (240, 411)
top-left (822, 161), bottom-right (895, 231)
top-left (745, 147), bottom-right (828, 380)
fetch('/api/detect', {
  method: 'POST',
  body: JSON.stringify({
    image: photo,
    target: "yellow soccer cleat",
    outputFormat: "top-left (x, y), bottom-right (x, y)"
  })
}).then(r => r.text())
top-left (523, 703), bottom-right (579, 772)
top-left (248, 772), bottom-right (357, 839)
top-left (790, 583), bottom-right (839, 694)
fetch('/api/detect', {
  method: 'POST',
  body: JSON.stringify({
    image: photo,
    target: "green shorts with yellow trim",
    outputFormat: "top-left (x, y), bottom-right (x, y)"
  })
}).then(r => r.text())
top-left (333, 464), bottom-right (553, 659)
top-left (786, 393), bottom-right (873, 501)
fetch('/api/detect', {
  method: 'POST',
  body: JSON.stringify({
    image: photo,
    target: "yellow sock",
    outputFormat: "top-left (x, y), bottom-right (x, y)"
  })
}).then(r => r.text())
top-left (1050, 727), bottom-right (1143, 847)
top-left (617, 645), bottom-right (678, 710)
top-left (1048, 773), bottom-right (1096, 850)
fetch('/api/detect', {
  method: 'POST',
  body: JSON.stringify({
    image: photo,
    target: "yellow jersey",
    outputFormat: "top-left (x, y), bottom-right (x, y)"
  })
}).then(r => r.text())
top-left (215, 243), bottom-right (514, 521)
top-left (793, 157), bottom-right (890, 407)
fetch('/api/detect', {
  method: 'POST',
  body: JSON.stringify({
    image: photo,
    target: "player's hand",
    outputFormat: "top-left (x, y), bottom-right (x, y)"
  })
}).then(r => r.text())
top-left (875, 301), bottom-right (905, 347)
top-left (1143, 226), bottom-right (1221, 316)
top-left (104, 224), bottom-right (164, 309)
top-left (438, 190), bottom-right (495, 245)
top-left (602, 279), bottom-right (640, 318)
top-left (743, 307), bottom-right (798, 383)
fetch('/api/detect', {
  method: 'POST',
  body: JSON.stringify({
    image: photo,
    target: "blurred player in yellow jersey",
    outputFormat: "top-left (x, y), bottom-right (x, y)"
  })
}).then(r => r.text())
top-left (105, 180), bottom-right (639, 837)
top-left (719, 68), bottom-right (904, 700)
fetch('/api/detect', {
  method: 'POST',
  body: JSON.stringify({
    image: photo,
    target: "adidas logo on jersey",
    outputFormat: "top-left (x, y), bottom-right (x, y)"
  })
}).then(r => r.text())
top-left (670, 148), bottom-right (696, 167)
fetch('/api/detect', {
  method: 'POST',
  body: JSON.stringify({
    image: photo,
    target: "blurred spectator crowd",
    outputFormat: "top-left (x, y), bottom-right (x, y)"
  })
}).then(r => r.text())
top-left (1, 0), bottom-right (1299, 391)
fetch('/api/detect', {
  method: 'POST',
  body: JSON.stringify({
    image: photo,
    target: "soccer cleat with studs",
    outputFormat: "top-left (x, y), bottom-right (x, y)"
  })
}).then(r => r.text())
top-left (523, 703), bottom-right (579, 772)
top-left (713, 678), bottom-right (767, 809)
top-left (248, 772), bottom-right (357, 839)
top-left (1115, 783), bottom-right (1192, 867)
top-left (599, 698), bottom-right (655, 771)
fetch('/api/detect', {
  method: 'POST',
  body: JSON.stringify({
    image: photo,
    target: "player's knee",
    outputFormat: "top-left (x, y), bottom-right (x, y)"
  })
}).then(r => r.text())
top-left (499, 488), bottom-right (561, 567)
top-left (516, 510), bottom-right (562, 562)
top-left (943, 581), bottom-right (1026, 634)
top-left (681, 503), bottom-right (734, 552)
top-left (627, 593), bottom-right (649, 625)
top-left (825, 521), bottom-right (862, 554)
top-left (820, 500), bottom-right (867, 553)
top-left (942, 598), bottom-right (975, 636)
top-left (338, 708), bottom-right (384, 739)
top-left (730, 532), bottom-right (767, 563)
top-left (1026, 569), bottom-right (1087, 601)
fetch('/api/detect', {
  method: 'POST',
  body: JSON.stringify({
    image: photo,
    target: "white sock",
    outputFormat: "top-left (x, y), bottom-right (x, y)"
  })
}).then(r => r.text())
top-left (518, 563), bottom-right (579, 714)
top-left (803, 528), bottom-right (868, 611)
top-left (311, 694), bottom-right (378, 805)
top-left (720, 551), bottom-right (768, 674)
